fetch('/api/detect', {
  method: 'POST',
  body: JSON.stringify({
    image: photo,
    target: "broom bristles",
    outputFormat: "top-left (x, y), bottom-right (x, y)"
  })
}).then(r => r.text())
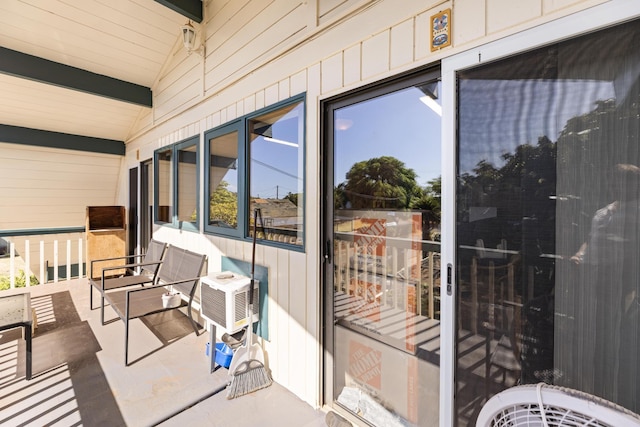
top-left (227, 359), bottom-right (273, 399)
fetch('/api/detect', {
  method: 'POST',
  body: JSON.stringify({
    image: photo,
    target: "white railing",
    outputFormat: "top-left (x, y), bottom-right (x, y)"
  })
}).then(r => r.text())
top-left (0, 229), bottom-right (86, 289)
top-left (334, 233), bottom-right (441, 319)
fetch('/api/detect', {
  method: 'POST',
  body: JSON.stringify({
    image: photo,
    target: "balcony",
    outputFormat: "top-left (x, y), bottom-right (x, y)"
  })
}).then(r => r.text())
top-left (0, 280), bottom-right (325, 426)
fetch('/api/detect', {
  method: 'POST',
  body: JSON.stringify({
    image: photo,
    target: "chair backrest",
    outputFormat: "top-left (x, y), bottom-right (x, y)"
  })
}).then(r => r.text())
top-left (140, 239), bottom-right (168, 277)
top-left (476, 238), bottom-right (508, 259)
top-left (157, 245), bottom-right (207, 299)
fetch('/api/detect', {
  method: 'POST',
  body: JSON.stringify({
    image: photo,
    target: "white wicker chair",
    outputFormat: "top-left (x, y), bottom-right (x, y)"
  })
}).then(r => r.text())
top-left (476, 383), bottom-right (640, 427)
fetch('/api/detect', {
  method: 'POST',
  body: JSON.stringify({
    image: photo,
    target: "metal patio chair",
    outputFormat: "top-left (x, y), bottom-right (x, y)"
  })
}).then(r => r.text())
top-left (102, 245), bottom-right (207, 365)
top-left (89, 239), bottom-right (167, 325)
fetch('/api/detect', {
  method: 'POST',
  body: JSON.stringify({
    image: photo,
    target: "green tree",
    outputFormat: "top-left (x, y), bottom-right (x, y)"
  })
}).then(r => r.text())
top-left (343, 156), bottom-right (420, 209)
top-left (411, 176), bottom-right (442, 228)
top-left (209, 181), bottom-right (238, 227)
top-left (0, 270), bottom-right (39, 291)
top-left (284, 192), bottom-right (300, 206)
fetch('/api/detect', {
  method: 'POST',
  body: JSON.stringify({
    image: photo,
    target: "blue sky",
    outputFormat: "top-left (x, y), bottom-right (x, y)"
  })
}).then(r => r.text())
top-left (334, 84), bottom-right (442, 188)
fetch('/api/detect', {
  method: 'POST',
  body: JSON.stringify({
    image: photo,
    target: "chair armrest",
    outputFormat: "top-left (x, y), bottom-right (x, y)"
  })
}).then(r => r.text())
top-left (124, 277), bottom-right (202, 301)
top-left (101, 260), bottom-right (162, 274)
top-left (90, 253), bottom-right (144, 277)
top-left (123, 277), bottom-right (201, 294)
top-left (99, 260), bottom-right (163, 290)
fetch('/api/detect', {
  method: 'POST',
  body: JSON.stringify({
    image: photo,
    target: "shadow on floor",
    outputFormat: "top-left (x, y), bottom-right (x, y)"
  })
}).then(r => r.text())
top-left (0, 290), bottom-right (126, 426)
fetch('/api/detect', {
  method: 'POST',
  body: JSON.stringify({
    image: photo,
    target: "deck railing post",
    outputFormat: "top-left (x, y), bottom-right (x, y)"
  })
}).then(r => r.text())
top-left (53, 240), bottom-right (59, 283)
top-left (67, 239), bottom-right (71, 281)
top-left (25, 240), bottom-right (30, 287)
top-left (78, 238), bottom-right (83, 279)
top-left (10, 242), bottom-right (15, 289)
top-left (392, 246), bottom-right (399, 309)
top-left (40, 241), bottom-right (45, 284)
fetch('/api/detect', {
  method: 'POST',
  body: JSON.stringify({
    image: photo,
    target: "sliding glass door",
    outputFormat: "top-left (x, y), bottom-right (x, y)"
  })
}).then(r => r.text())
top-left (324, 69), bottom-right (442, 427)
top-left (455, 18), bottom-right (640, 425)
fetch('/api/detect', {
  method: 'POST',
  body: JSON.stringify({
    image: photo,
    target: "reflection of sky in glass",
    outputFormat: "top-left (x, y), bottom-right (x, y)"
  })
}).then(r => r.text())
top-left (334, 84), bottom-right (442, 187)
top-left (210, 132), bottom-right (239, 193)
top-left (458, 79), bottom-right (615, 175)
top-left (218, 167), bottom-right (237, 192)
top-left (251, 103), bottom-right (303, 199)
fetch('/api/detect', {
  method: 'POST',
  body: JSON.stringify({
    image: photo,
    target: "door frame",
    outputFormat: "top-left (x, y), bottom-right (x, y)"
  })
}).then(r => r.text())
top-left (140, 159), bottom-right (152, 251)
top-left (128, 166), bottom-right (138, 256)
top-left (321, 64), bottom-right (444, 424)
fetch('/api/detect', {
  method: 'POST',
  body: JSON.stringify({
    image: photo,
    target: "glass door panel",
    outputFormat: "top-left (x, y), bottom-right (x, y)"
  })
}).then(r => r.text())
top-left (455, 19), bottom-right (640, 426)
top-left (328, 76), bottom-right (442, 427)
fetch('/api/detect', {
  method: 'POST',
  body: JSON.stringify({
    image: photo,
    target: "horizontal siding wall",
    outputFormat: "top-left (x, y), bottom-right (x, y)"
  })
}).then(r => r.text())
top-left (154, 47), bottom-right (203, 123)
top-left (0, 142), bottom-right (121, 229)
top-left (203, 0), bottom-right (308, 94)
top-left (124, 0), bottom-right (612, 408)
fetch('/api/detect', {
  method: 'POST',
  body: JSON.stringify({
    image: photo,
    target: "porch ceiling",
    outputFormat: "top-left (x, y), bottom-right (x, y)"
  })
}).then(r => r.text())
top-left (0, 0), bottom-right (201, 148)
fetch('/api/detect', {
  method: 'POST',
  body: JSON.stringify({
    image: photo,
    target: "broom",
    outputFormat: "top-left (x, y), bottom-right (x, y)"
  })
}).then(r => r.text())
top-left (227, 208), bottom-right (272, 399)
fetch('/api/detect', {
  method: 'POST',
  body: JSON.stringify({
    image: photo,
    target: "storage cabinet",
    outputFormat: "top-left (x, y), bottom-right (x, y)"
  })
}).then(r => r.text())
top-left (86, 206), bottom-right (126, 279)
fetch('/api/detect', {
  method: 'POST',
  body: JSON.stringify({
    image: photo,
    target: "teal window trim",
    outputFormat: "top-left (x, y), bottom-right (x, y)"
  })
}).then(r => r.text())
top-left (154, 135), bottom-right (200, 232)
top-left (204, 120), bottom-right (245, 238)
top-left (0, 227), bottom-right (85, 237)
top-left (204, 93), bottom-right (306, 252)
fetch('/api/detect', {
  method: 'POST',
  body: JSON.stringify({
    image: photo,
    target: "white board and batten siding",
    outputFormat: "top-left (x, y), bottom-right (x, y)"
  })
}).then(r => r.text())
top-left (123, 0), bottom-right (612, 408)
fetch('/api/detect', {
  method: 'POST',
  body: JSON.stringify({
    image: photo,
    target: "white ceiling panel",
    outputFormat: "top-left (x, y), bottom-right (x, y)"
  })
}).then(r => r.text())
top-left (0, 73), bottom-right (142, 141)
top-left (0, 0), bottom-right (198, 145)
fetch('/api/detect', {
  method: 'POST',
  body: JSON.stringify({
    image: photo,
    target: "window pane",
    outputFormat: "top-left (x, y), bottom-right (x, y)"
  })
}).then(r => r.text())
top-left (248, 101), bottom-right (304, 246)
top-left (177, 143), bottom-right (198, 225)
top-left (208, 131), bottom-right (239, 229)
top-left (455, 19), bottom-right (640, 424)
top-left (157, 148), bottom-right (173, 223)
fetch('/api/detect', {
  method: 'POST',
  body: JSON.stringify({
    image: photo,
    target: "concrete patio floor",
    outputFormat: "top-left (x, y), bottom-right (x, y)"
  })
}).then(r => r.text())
top-left (0, 279), bottom-right (327, 427)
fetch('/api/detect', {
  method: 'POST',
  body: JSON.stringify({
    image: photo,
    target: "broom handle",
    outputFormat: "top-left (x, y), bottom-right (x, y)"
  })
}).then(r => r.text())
top-left (247, 208), bottom-right (260, 348)
top-left (250, 208), bottom-right (259, 306)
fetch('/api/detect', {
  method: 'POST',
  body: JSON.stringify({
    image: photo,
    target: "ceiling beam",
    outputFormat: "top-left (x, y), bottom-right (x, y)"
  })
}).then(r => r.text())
top-left (154, 0), bottom-right (203, 23)
top-left (0, 124), bottom-right (125, 156)
top-left (0, 47), bottom-right (152, 107)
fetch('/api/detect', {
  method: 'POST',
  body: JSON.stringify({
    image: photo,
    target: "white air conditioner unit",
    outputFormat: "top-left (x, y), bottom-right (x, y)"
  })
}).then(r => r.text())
top-left (199, 272), bottom-right (259, 334)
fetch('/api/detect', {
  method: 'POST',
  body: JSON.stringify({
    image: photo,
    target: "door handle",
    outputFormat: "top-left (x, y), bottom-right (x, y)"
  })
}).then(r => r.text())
top-left (324, 240), bottom-right (332, 264)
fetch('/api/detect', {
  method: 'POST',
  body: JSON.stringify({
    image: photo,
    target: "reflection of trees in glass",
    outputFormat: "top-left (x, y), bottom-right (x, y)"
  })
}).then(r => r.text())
top-left (557, 99), bottom-right (629, 220)
top-left (209, 181), bottom-right (237, 227)
top-left (284, 191), bottom-right (300, 206)
top-left (457, 94), bottom-right (640, 308)
top-left (458, 135), bottom-right (557, 253)
top-left (412, 176), bottom-right (441, 221)
top-left (341, 156), bottom-right (421, 209)
top-left (459, 95), bottom-right (640, 260)
top-left (336, 155), bottom-right (442, 228)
